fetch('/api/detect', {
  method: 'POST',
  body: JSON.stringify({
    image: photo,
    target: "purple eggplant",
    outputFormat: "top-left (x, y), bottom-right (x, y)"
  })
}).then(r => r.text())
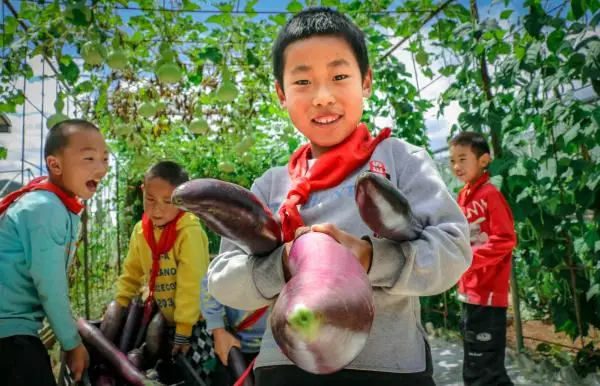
top-left (270, 232), bottom-right (375, 374)
top-left (171, 178), bottom-right (282, 255)
top-left (127, 346), bottom-right (145, 370)
top-left (228, 347), bottom-right (254, 386)
top-left (118, 297), bottom-right (144, 353)
top-left (144, 312), bottom-right (167, 361)
top-left (76, 319), bottom-right (158, 386)
top-left (94, 374), bottom-right (116, 386)
top-left (100, 301), bottom-right (127, 344)
top-left (354, 171), bottom-right (421, 242)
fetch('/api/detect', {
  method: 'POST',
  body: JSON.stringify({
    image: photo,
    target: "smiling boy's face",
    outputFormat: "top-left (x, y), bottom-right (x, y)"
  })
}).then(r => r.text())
top-left (46, 128), bottom-right (109, 200)
top-left (275, 35), bottom-right (372, 158)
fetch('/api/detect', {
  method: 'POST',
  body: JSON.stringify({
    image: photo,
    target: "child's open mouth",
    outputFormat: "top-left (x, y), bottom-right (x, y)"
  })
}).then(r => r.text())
top-left (312, 115), bottom-right (342, 125)
top-left (86, 180), bottom-right (98, 191)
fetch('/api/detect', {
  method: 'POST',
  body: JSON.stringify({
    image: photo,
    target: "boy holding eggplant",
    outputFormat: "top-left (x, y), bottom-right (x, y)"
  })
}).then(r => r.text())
top-left (205, 7), bottom-right (472, 386)
top-left (449, 131), bottom-right (517, 386)
top-left (112, 160), bottom-right (216, 382)
top-left (0, 119), bottom-right (109, 385)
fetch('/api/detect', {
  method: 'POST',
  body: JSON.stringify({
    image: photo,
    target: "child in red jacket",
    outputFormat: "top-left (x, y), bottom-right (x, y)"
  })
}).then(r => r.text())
top-left (449, 131), bottom-right (517, 386)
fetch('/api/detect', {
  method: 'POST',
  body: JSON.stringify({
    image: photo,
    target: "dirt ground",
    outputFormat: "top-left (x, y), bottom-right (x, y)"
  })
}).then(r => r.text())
top-left (506, 319), bottom-right (600, 354)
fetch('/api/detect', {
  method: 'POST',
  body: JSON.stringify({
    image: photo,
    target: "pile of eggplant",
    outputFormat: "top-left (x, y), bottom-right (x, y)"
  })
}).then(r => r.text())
top-left (171, 171), bottom-right (419, 374)
top-left (76, 298), bottom-right (169, 385)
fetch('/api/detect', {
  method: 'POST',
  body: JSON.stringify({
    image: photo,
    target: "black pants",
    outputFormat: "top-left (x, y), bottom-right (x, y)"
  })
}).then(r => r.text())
top-left (0, 335), bottom-right (57, 386)
top-left (254, 340), bottom-right (435, 386)
top-left (211, 351), bottom-right (258, 386)
top-left (461, 303), bottom-right (513, 386)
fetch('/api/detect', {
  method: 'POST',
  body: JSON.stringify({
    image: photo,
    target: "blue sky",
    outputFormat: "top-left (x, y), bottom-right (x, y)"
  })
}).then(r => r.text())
top-left (0, 0), bottom-right (581, 184)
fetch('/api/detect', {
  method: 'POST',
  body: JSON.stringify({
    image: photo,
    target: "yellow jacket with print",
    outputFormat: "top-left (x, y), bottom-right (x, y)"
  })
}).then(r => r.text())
top-left (115, 212), bottom-right (209, 338)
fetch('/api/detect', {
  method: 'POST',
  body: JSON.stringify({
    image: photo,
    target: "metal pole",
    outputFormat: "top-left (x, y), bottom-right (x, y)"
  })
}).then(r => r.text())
top-left (116, 160), bottom-right (122, 275)
top-left (21, 67), bottom-right (26, 185)
top-left (82, 207), bottom-right (90, 320)
top-left (40, 59), bottom-right (45, 174)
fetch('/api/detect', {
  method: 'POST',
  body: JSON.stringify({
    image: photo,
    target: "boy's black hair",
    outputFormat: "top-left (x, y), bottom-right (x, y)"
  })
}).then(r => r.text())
top-left (144, 160), bottom-right (189, 187)
top-left (44, 119), bottom-right (100, 159)
top-left (449, 131), bottom-right (491, 158)
top-left (272, 7), bottom-right (369, 88)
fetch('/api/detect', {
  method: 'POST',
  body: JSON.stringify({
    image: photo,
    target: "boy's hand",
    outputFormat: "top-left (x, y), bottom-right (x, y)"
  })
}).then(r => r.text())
top-left (281, 226), bottom-right (312, 281)
top-left (171, 343), bottom-right (191, 356)
top-left (311, 223), bottom-right (373, 273)
top-left (212, 328), bottom-right (241, 366)
top-left (65, 343), bottom-right (90, 382)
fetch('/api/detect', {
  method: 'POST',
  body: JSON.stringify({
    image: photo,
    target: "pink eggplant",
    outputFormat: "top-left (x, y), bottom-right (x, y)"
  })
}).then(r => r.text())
top-left (100, 300), bottom-right (127, 344)
top-left (270, 232), bottom-right (375, 374)
top-left (118, 297), bottom-right (144, 353)
top-left (76, 319), bottom-right (159, 386)
top-left (171, 178), bottom-right (282, 255)
top-left (354, 171), bottom-right (421, 242)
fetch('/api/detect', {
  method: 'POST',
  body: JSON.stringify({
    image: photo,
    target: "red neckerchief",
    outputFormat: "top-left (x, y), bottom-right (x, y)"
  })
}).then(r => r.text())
top-left (278, 123), bottom-right (391, 242)
top-left (0, 176), bottom-right (84, 216)
top-left (458, 171), bottom-right (490, 206)
top-left (141, 211), bottom-right (185, 323)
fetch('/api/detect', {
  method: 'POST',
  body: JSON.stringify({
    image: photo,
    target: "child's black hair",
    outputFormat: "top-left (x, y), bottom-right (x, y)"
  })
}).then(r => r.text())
top-left (144, 160), bottom-right (189, 187)
top-left (449, 131), bottom-right (491, 158)
top-left (272, 7), bottom-right (369, 88)
top-left (44, 119), bottom-right (100, 159)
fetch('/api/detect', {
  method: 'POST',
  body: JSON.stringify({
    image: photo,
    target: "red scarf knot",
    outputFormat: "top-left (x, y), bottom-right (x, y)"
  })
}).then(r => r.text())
top-left (278, 123), bottom-right (391, 242)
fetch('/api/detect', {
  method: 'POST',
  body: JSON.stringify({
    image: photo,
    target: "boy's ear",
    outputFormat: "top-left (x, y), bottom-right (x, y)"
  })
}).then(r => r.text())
top-left (479, 153), bottom-right (491, 168)
top-left (275, 80), bottom-right (286, 107)
top-left (46, 155), bottom-right (62, 176)
top-left (140, 184), bottom-right (145, 193)
top-left (362, 67), bottom-right (373, 98)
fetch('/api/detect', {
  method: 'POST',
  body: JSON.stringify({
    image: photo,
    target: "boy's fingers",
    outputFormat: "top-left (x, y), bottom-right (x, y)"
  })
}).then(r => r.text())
top-left (294, 226), bottom-right (311, 239)
top-left (311, 223), bottom-right (353, 245)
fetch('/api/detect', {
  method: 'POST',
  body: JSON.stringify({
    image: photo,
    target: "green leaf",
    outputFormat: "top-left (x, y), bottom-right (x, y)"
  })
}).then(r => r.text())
top-left (321, 0), bottom-right (340, 6)
top-left (0, 102), bottom-right (16, 114)
top-left (270, 14), bottom-right (288, 26)
top-left (571, 0), bottom-right (586, 19)
top-left (439, 65), bottom-right (458, 76)
top-left (547, 29), bottom-right (566, 52)
top-left (500, 10), bottom-right (513, 20)
top-left (287, 0), bottom-right (303, 12)
top-left (415, 51), bottom-right (429, 66)
top-left (0, 146), bottom-right (6, 160)
top-left (73, 80), bottom-right (94, 95)
top-left (54, 92), bottom-right (65, 113)
top-left (58, 57), bottom-right (80, 85)
top-left (524, 4), bottom-right (545, 39)
top-left (587, 284), bottom-right (600, 301)
top-left (574, 237), bottom-right (590, 255)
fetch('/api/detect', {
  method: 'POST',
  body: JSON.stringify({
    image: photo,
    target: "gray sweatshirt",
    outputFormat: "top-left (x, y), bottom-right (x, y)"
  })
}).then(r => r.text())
top-left (207, 137), bottom-right (471, 373)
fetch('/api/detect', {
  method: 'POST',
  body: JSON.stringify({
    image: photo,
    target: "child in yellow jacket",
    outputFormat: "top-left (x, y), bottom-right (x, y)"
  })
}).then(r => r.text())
top-left (114, 160), bottom-right (215, 381)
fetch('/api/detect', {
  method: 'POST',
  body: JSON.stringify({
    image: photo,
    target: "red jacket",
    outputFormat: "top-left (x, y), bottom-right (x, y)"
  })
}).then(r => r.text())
top-left (457, 172), bottom-right (516, 307)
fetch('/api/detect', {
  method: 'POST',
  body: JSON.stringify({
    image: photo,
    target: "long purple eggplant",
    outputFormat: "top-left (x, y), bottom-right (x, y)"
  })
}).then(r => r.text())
top-left (100, 300), bottom-right (127, 344)
top-left (354, 171), bottom-right (421, 242)
top-left (228, 347), bottom-right (253, 386)
top-left (118, 296), bottom-right (144, 353)
top-left (270, 232), bottom-right (375, 374)
top-left (94, 374), bottom-right (116, 386)
top-left (171, 178), bottom-right (282, 255)
top-left (144, 312), bottom-right (167, 362)
top-left (76, 319), bottom-right (160, 386)
top-left (127, 346), bottom-right (145, 370)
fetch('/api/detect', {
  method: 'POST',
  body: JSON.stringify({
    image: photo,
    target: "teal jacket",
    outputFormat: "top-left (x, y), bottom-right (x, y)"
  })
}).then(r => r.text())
top-left (0, 191), bottom-right (81, 350)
